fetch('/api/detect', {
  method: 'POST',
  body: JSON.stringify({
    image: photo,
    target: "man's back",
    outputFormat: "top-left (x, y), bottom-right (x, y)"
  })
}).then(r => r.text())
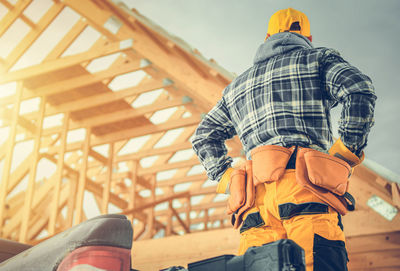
top-left (192, 31), bottom-right (375, 181)
top-left (223, 33), bottom-right (334, 155)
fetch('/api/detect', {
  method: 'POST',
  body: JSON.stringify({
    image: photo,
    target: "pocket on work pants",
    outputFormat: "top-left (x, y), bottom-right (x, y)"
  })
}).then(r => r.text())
top-left (313, 233), bottom-right (348, 271)
top-left (238, 183), bottom-right (287, 255)
top-left (283, 209), bottom-right (346, 271)
top-left (239, 184), bottom-right (266, 234)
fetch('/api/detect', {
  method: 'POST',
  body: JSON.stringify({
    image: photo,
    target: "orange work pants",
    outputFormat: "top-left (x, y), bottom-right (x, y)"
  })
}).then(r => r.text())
top-left (238, 170), bottom-right (348, 271)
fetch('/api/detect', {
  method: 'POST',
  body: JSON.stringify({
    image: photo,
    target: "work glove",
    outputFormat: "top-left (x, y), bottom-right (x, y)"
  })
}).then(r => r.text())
top-left (216, 167), bottom-right (235, 194)
top-left (216, 160), bottom-right (255, 229)
top-left (329, 138), bottom-right (364, 168)
top-left (216, 160), bottom-right (246, 215)
top-left (216, 159), bottom-right (246, 195)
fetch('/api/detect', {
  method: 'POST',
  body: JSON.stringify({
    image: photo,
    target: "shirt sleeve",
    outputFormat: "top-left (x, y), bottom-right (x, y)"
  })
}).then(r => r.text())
top-left (191, 97), bottom-right (237, 181)
top-left (321, 49), bottom-right (377, 155)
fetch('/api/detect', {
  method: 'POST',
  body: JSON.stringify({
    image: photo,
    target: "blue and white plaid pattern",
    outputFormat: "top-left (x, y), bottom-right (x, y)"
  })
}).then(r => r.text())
top-left (192, 47), bottom-right (376, 181)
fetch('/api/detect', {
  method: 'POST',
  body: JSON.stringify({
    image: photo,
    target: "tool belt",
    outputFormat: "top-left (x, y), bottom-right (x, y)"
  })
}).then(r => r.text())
top-left (252, 144), bottom-right (355, 215)
top-left (228, 145), bottom-right (355, 227)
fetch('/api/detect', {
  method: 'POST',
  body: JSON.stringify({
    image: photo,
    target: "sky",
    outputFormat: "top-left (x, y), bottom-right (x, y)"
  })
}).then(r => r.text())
top-left (124, 0), bottom-right (400, 176)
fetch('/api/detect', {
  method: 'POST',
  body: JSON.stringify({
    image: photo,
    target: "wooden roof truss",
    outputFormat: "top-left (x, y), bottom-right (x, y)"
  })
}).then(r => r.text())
top-left (0, 1), bottom-right (399, 269)
top-left (0, 0), bottom-right (239, 244)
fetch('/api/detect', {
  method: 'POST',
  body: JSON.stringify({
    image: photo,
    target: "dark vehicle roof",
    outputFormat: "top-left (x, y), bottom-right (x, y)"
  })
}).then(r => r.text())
top-left (0, 214), bottom-right (132, 271)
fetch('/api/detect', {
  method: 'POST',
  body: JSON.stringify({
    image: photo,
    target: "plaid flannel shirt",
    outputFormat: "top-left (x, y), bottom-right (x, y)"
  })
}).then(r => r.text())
top-left (191, 33), bottom-right (376, 181)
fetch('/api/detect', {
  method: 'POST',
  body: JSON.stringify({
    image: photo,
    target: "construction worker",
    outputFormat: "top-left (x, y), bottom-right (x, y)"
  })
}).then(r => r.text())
top-left (191, 7), bottom-right (376, 271)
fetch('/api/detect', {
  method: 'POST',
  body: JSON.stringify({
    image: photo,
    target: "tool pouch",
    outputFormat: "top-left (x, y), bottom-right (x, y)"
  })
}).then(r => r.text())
top-left (251, 145), bottom-right (296, 185)
top-left (296, 147), bottom-right (355, 215)
top-left (304, 149), bottom-right (351, 196)
top-left (232, 161), bottom-right (256, 229)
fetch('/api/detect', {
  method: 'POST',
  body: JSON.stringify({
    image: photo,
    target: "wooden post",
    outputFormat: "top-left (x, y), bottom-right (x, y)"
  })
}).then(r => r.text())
top-left (133, 221), bottom-right (146, 241)
top-left (0, 83), bottom-right (22, 234)
top-left (127, 160), bottom-right (138, 223)
top-left (166, 185), bottom-right (174, 236)
top-left (19, 96), bottom-right (46, 243)
top-left (204, 208), bottom-right (209, 231)
top-left (144, 175), bottom-right (156, 239)
top-left (186, 195), bottom-right (191, 233)
top-left (74, 127), bottom-right (91, 225)
top-left (66, 177), bottom-right (77, 228)
top-left (48, 112), bottom-right (69, 235)
top-left (101, 142), bottom-right (114, 214)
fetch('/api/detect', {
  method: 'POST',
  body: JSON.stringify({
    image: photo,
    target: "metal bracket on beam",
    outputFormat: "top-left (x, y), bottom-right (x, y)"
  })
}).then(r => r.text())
top-left (162, 78), bottom-right (173, 86)
top-left (103, 16), bottom-right (123, 34)
top-left (140, 59), bottom-right (151, 68)
top-left (182, 96), bottom-right (192, 104)
top-left (119, 39), bottom-right (134, 50)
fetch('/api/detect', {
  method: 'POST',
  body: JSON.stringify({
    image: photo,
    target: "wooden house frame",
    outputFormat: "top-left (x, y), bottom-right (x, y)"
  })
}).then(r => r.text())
top-left (0, 0), bottom-right (399, 270)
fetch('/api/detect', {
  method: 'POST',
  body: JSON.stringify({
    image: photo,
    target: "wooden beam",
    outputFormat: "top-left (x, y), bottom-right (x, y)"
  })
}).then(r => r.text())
top-left (6, 152), bottom-right (31, 195)
top-left (24, 60), bottom-right (145, 99)
top-left (392, 183), bottom-right (400, 209)
top-left (85, 178), bottom-right (128, 210)
top-left (0, 84), bottom-right (22, 233)
top-left (45, 77), bottom-right (167, 116)
top-left (0, 142), bottom-right (7, 161)
top-left (185, 195), bottom-right (191, 234)
top-left (92, 116), bottom-right (199, 146)
top-left (19, 96), bottom-right (46, 242)
top-left (353, 165), bottom-right (393, 203)
top-left (92, 170), bottom-right (151, 190)
top-left (343, 209), bottom-right (400, 237)
top-left (66, 178), bottom-right (77, 228)
top-left (156, 201), bottom-right (226, 217)
top-left (88, 141), bottom-right (193, 169)
top-left (74, 127), bottom-right (91, 225)
top-left (46, 119), bottom-right (197, 156)
top-left (121, 191), bottom-right (190, 215)
top-left (0, 0), bottom-right (33, 37)
top-left (0, 40), bottom-right (134, 84)
top-left (27, 184), bottom-right (70, 242)
top-left (189, 187), bottom-right (216, 197)
top-left (347, 231), bottom-right (400, 254)
top-left (133, 222), bottom-right (146, 241)
top-left (64, 0), bottom-right (230, 112)
top-left (0, 107), bottom-right (36, 133)
top-left (138, 158), bottom-right (200, 176)
top-left (101, 142), bottom-right (113, 214)
top-left (179, 213), bottom-right (227, 228)
top-left (2, 2), bottom-right (64, 72)
top-left (348, 250), bottom-right (400, 270)
top-left (157, 174), bottom-right (207, 188)
top-left (165, 190), bottom-right (173, 236)
top-left (127, 161), bottom-right (138, 222)
top-left (44, 18), bottom-right (88, 61)
top-left (3, 167), bottom-right (61, 238)
top-left (70, 96), bottom-right (184, 129)
top-left (171, 205), bottom-right (190, 233)
top-left (48, 112), bottom-right (69, 235)
top-left (132, 227), bottom-right (400, 271)
top-left (144, 175), bottom-right (156, 239)
top-left (131, 228), bottom-right (239, 270)
top-left (89, 148), bottom-right (108, 165)
top-left (26, 199), bottom-right (51, 242)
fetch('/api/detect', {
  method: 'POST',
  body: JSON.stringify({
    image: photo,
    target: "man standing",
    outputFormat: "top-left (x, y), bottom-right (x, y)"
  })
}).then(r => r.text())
top-left (191, 7), bottom-right (376, 271)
